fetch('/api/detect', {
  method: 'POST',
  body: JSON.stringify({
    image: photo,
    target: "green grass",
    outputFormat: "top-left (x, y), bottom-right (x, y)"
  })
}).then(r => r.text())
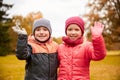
top-left (90, 55), bottom-right (120, 80)
top-left (0, 55), bottom-right (25, 80)
top-left (90, 50), bottom-right (120, 80)
top-left (0, 51), bottom-right (120, 80)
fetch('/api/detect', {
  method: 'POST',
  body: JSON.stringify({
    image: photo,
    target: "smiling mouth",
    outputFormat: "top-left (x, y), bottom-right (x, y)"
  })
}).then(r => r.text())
top-left (37, 36), bottom-right (46, 39)
top-left (38, 35), bottom-right (46, 37)
top-left (70, 36), bottom-right (77, 38)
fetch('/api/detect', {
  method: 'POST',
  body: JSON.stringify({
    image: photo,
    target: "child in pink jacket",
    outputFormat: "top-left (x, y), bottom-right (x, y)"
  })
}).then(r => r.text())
top-left (57, 16), bottom-right (106, 80)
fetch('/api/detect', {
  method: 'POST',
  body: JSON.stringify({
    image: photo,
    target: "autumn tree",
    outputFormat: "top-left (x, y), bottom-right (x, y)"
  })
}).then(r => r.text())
top-left (83, 0), bottom-right (120, 50)
top-left (0, 0), bottom-right (13, 56)
top-left (53, 37), bottom-right (62, 44)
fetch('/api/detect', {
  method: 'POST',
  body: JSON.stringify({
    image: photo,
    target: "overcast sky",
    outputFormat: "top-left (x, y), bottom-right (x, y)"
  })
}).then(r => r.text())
top-left (4, 0), bottom-right (88, 37)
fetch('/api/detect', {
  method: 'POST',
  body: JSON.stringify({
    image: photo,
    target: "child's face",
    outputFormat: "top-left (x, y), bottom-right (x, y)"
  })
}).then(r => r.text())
top-left (66, 24), bottom-right (82, 40)
top-left (34, 26), bottom-right (50, 42)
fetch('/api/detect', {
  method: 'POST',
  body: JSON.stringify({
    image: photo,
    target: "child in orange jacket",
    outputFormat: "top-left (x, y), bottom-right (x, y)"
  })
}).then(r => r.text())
top-left (12, 18), bottom-right (58, 80)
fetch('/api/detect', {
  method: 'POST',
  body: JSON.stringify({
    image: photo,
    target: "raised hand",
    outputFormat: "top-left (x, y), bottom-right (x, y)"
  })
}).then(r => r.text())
top-left (12, 26), bottom-right (27, 35)
top-left (91, 22), bottom-right (104, 37)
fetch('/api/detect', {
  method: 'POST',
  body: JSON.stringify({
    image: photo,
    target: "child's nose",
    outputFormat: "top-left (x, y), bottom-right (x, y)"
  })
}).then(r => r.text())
top-left (71, 30), bottom-right (76, 34)
top-left (39, 30), bottom-right (44, 33)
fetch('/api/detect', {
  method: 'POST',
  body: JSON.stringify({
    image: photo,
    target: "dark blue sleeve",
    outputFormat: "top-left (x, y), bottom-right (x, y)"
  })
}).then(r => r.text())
top-left (16, 34), bottom-right (32, 60)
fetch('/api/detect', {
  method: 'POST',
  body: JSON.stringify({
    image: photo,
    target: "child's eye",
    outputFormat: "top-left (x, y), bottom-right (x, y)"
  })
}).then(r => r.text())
top-left (43, 28), bottom-right (48, 31)
top-left (75, 29), bottom-right (79, 31)
top-left (67, 28), bottom-right (72, 31)
top-left (36, 28), bottom-right (40, 31)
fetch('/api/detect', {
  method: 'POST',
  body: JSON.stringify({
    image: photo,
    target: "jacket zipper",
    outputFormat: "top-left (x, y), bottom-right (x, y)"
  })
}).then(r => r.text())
top-left (48, 54), bottom-right (50, 80)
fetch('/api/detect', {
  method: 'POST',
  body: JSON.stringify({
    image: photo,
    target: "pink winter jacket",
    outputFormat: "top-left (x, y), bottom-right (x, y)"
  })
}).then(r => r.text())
top-left (57, 36), bottom-right (106, 80)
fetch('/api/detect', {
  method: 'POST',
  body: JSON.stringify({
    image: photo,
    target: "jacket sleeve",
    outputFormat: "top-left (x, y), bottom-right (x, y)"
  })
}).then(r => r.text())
top-left (16, 34), bottom-right (31, 60)
top-left (88, 35), bottom-right (106, 60)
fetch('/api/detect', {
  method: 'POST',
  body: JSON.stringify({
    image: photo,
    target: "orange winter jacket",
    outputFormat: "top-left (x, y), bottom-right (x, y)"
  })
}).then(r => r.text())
top-left (57, 36), bottom-right (106, 80)
top-left (16, 34), bottom-right (58, 80)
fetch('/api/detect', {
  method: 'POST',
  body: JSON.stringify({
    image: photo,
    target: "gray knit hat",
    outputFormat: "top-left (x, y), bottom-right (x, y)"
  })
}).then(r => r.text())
top-left (32, 18), bottom-right (52, 34)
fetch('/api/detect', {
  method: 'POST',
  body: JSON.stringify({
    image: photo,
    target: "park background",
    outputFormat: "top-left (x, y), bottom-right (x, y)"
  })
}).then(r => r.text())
top-left (0, 0), bottom-right (120, 80)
